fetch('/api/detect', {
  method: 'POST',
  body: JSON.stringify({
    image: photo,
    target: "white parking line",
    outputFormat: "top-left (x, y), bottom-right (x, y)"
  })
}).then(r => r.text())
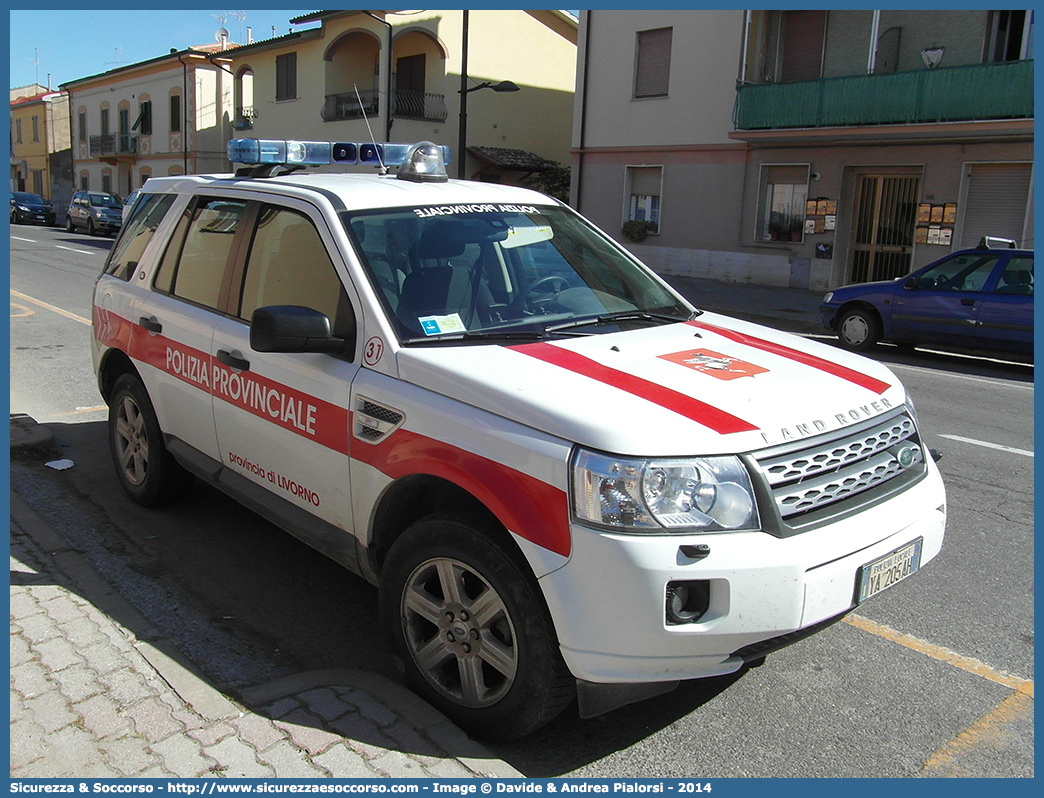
top-left (938, 434), bottom-right (1033, 457)
top-left (55, 245), bottom-right (96, 255)
top-left (887, 362), bottom-right (1034, 391)
top-left (11, 236), bottom-right (36, 243)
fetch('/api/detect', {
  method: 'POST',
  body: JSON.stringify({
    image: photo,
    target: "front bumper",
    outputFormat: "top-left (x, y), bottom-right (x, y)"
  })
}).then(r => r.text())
top-left (539, 455), bottom-right (946, 684)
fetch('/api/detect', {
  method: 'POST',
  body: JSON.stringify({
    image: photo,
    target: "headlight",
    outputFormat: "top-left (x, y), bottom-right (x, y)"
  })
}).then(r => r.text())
top-left (571, 449), bottom-right (760, 533)
top-left (17, 204), bottom-right (29, 212)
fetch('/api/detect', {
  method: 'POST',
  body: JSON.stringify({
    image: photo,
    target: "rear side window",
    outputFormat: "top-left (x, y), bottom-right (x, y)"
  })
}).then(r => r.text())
top-left (153, 197), bottom-right (246, 311)
top-left (104, 194), bottom-right (176, 281)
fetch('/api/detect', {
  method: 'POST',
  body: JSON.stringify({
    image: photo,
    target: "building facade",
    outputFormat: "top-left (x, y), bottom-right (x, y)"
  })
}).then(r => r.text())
top-left (60, 46), bottom-right (236, 199)
top-left (226, 9), bottom-right (577, 183)
top-left (572, 10), bottom-right (1033, 290)
top-left (10, 90), bottom-right (72, 214)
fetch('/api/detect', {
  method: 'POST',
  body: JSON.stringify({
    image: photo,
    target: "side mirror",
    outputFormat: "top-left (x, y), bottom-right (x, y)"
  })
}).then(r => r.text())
top-left (903, 277), bottom-right (917, 290)
top-left (250, 305), bottom-right (350, 355)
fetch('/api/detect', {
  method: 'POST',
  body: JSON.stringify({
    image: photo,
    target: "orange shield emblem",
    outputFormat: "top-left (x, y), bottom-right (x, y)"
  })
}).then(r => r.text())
top-left (659, 348), bottom-right (769, 381)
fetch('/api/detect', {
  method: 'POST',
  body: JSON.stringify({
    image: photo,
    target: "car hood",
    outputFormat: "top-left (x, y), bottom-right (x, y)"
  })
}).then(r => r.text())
top-left (396, 312), bottom-right (906, 455)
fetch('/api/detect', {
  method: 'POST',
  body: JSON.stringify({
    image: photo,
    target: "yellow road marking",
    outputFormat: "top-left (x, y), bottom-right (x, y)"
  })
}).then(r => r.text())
top-left (845, 614), bottom-right (1033, 697)
top-left (9, 289), bottom-right (91, 326)
top-left (11, 302), bottom-right (34, 318)
top-left (846, 614), bottom-right (1033, 777)
top-left (920, 691), bottom-right (1033, 777)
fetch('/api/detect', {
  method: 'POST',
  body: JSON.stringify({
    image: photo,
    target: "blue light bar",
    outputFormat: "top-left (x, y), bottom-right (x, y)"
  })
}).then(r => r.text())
top-left (228, 139), bottom-right (451, 168)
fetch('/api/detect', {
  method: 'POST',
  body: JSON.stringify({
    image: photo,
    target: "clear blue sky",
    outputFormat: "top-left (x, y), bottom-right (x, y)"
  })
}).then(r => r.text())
top-left (9, 8), bottom-right (316, 91)
top-left (9, 7), bottom-right (584, 93)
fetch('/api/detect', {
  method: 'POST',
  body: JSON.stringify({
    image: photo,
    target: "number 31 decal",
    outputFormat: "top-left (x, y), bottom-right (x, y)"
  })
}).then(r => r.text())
top-left (363, 336), bottom-right (384, 366)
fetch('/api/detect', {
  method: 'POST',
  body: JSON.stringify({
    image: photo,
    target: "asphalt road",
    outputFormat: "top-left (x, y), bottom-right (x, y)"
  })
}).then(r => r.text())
top-left (9, 224), bottom-right (1035, 777)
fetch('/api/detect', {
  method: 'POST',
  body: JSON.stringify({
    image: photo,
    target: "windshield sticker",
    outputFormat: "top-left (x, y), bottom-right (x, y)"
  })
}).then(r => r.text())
top-left (419, 313), bottom-right (466, 336)
top-left (413, 204), bottom-right (544, 219)
top-left (660, 349), bottom-right (769, 381)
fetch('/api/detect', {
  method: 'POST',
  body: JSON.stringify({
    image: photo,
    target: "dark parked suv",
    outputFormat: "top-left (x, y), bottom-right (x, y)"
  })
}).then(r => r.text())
top-left (66, 190), bottom-right (123, 236)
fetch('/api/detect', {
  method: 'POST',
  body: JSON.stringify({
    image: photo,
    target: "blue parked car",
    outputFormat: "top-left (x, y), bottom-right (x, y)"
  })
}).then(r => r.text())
top-left (821, 239), bottom-right (1033, 358)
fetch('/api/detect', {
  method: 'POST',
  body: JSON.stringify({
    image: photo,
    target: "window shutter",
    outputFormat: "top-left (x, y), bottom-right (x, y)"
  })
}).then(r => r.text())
top-left (960, 163), bottom-right (1032, 248)
top-left (763, 165), bottom-right (809, 185)
top-left (780, 10), bottom-right (826, 82)
top-left (630, 166), bottom-right (662, 196)
top-left (634, 28), bottom-right (673, 98)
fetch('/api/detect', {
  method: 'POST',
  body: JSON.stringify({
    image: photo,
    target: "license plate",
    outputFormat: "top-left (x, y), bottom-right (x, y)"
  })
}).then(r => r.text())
top-left (856, 538), bottom-right (923, 603)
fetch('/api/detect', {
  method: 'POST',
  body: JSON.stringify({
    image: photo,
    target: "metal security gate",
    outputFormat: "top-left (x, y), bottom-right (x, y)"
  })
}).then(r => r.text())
top-left (849, 175), bottom-right (920, 283)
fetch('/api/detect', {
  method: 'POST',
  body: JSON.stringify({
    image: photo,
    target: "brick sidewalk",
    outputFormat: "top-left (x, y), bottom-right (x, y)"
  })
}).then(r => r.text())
top-left (10, 489), bottom-right (521, 778)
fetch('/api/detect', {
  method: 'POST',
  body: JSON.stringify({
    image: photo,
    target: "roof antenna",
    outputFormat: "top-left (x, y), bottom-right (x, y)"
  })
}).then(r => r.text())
top-left (354, 83), bottom-right (388, 174)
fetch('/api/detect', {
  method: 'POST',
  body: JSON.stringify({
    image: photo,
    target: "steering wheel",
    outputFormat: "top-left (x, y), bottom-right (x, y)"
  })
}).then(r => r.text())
top-left (510, 275), bottom-right (570, 314)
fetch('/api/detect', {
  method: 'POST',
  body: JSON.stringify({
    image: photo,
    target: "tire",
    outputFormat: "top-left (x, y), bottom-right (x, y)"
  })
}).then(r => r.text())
top-left (108, 374), bottom-right (193, 506)
top-left (87, 218), bottom-right (96, 236)
top-left (65, 215), bottom-right (75, 233)
top-left (379, 514), bottom-right (575, 740)
top-left (837, 307), bottom-right (881, 351)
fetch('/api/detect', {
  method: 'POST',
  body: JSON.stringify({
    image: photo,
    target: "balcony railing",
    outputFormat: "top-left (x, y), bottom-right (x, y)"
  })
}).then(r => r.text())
top-left (322, 89), bottom-right (449, 124)
top-left (322, 90), bottom-right (379, 122)
top-left (89, 134), bottom-right (115, 157)
top-left (234, 106), bottom-right (257, 131)
top-left (88, 134), bottom-right (137, 157)
top-left (391, 90), bottom-right (448, 123)
top-left (734, 60), bottom-right (1033, 130)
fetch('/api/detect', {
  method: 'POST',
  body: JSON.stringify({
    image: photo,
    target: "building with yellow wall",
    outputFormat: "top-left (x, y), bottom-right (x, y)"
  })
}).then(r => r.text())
top-left (227, 10), bottom-right (576, 183)
top-left (10, 90), bottom-right (71, 213)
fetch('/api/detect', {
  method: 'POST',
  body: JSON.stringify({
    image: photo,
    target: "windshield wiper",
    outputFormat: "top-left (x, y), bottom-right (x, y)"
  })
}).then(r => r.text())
top-left (543, 309), bottom-right (701, 335)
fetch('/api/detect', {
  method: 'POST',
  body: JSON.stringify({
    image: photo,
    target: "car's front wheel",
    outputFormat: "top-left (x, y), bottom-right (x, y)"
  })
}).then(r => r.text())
top-left (108, 373), bottom-right (193, 506)
top-left (379, 514), bottom-right (574, 740)
top-left (65, 215), bottom-right (75, 233)
top-left (837, 307), bottom-right (881, 351)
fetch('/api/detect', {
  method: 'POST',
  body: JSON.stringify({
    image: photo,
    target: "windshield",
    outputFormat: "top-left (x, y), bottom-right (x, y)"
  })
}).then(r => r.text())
top-left (13, 193), bottom-right (46, 203)
top-left (342, 204), bottom-right (693, 343)
top-left (89, 193), bottom-right (122, 208)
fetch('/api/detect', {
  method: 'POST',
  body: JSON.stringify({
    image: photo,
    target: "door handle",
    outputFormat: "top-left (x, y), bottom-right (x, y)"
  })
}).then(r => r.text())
top-left (138, 316), bottom-right (162, 333)
top-left (217, 349), bottom-right (250, 371)
top-left (960, 298), bottom-right (976, 306)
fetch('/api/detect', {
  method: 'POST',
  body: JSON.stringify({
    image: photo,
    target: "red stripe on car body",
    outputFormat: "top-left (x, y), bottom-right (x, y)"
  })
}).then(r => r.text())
top-left (350, 421), bottom-right (572, 557)
top-left (687, 320), bottom-right (891, 395)
top-left (508, 342), bottom-right (759, 435)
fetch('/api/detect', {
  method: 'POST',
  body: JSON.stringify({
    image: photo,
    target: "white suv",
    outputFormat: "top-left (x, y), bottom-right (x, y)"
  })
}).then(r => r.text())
top-left (92, 141), bottom-right (946, 739)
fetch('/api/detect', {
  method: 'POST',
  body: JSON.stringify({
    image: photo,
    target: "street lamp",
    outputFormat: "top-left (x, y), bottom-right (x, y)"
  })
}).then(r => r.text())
top-left (457, 10), bottom-right (520, 179)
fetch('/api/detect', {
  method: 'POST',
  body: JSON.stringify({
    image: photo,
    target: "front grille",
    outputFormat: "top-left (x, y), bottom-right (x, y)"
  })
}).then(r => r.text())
top-left (753, 408), bottom-right (925, 526)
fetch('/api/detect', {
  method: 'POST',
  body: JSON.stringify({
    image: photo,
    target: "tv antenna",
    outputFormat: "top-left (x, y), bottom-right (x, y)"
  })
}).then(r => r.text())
top-left (27, 48), bottom-right (40, 87)
top-left (232, 11), bottom-right (247, 44)
top-left (215, 27), bottom-right (230, 47)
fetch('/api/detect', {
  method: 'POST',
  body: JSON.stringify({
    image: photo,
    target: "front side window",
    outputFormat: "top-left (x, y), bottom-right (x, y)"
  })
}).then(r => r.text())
top-left (343, 204), bottom-right (691, 343)
top-left (239, 205), bottom-right (354, 348)
top-left (757, 165), bottom-right (809, 243)
top-left (914, 253), bottom-right (1002, 292)
top-left (154, 198), bottom-right (246, 310)
top-left (634, 27), bottom-right (673, 98)
top-left (276, 52), bottom-right (298, 101)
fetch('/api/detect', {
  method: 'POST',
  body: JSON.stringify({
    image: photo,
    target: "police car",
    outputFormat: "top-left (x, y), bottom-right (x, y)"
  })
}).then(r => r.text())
top-left (92, 140), bottom-right (946, 740)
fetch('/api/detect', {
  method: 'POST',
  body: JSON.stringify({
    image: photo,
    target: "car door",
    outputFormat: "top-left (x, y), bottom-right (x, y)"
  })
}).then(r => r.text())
top-left (890, 251), bottom-right (1004, 347)
top-left (975, 254), bottom-right (1033, 355)
top-left (210, 198), bottom-right (360, 536)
